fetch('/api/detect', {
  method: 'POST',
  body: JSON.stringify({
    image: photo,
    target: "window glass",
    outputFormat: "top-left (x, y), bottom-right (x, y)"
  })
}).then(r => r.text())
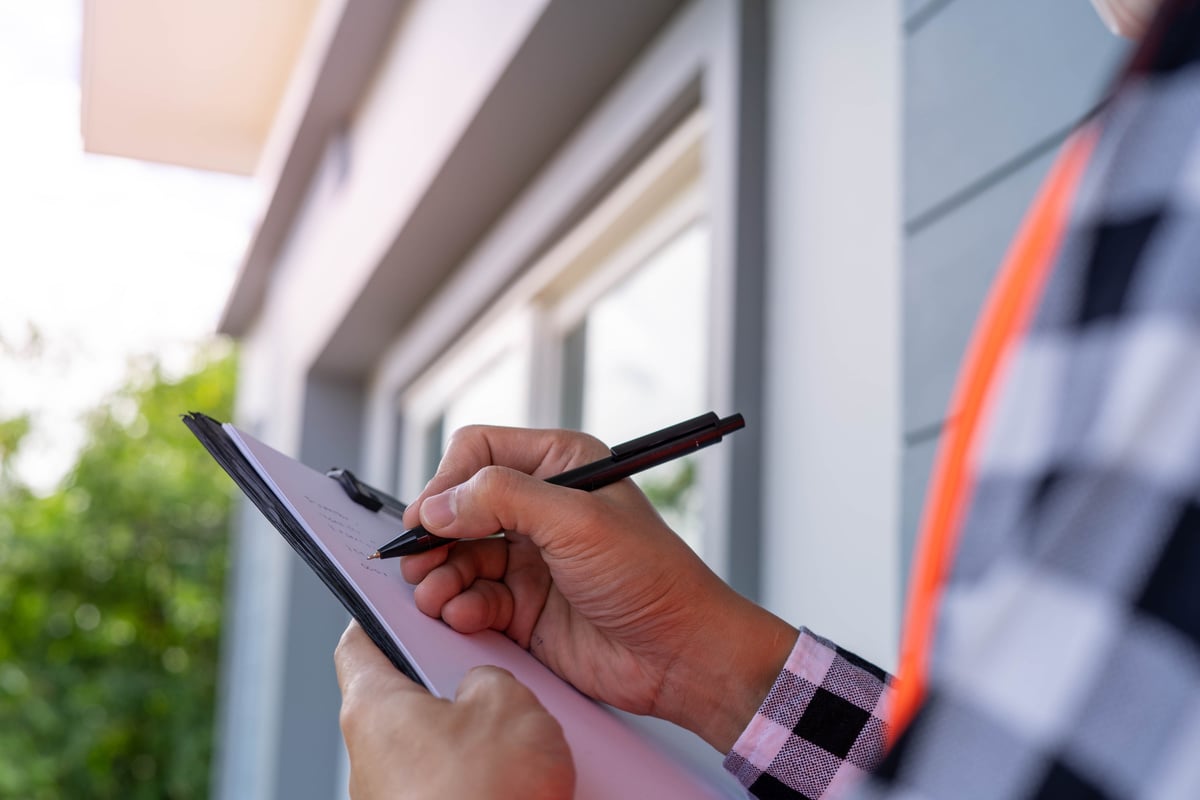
top-left (421, 348), bottom-right (525, 483)
top-left (562, 222), bottom-right (710, 551)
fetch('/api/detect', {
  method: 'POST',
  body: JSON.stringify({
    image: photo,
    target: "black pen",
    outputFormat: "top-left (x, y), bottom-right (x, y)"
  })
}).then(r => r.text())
top-left (368, 411), bottom-right (745, 559)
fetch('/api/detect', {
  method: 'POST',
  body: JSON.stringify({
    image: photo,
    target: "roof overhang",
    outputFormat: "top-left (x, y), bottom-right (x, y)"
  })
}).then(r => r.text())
top-left (217, 0), bottom-right (684, 346)
top-left (80, 0), bottom-right (321, 175)
top-left (218, 0), bottom-right (410, 335)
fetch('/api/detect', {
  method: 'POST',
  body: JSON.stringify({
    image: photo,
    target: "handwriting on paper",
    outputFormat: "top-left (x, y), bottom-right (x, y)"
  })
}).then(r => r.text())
top-left (304, 494), bottom-right (392, 576)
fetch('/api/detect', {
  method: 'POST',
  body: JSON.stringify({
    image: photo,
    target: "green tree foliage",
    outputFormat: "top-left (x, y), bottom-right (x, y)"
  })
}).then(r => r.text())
top-left (639, 458), bottom-right (696, 515)
top-left (0, 346), bottom-right (236, 799)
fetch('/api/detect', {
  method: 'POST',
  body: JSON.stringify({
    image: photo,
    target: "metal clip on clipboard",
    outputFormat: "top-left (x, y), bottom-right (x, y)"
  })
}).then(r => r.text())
top-left (326, 468), bottom-right (408, 520)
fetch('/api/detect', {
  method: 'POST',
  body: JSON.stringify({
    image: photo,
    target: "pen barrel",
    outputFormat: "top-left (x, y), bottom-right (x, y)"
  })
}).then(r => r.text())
top-left (378, 531), bottom-right (454, 559)
top-left (547, 413), bottom-right (744, 492)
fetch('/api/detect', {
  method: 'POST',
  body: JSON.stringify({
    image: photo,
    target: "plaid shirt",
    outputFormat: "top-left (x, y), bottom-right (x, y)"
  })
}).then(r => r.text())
top-left (724, 3), bottom-right (1200, 798)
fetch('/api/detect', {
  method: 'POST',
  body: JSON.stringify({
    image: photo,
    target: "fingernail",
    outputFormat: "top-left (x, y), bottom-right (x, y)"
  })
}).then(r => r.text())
top-left (420, 488), bottom-right (457, 529)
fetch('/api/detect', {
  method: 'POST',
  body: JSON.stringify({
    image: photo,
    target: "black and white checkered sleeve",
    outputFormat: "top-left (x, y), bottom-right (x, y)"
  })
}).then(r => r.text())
top-left (723, 628), bottom-right (895, 800)
top-left (851, 5), bottom-right (1200, 798)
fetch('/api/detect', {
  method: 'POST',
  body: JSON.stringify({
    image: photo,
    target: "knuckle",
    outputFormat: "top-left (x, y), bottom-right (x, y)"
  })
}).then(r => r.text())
top-left (443, 424), bottom-right (487, 455)
top-left (574, 432), bottom-right (610, 458)
top-left (338, 693), bottom-right (364, 740)
top-left (466, 664), bottom-right (513, 690)
top-left (470, 465), bottom-right (516, 503)
top-left (554, 429), bottom-right (609, 461)
top-left (427, 426), bottom-right (493, 486)
top-left (458, 665), bottom-right (520, 705)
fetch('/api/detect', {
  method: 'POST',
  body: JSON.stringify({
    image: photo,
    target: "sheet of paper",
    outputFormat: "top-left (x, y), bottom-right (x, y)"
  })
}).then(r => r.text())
top-left (226, 424), bottom-right (744, 799)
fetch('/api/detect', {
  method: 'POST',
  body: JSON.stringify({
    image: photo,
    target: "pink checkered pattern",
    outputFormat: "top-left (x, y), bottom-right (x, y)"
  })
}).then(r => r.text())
top-left (724, 628), bottom-right (894, 800)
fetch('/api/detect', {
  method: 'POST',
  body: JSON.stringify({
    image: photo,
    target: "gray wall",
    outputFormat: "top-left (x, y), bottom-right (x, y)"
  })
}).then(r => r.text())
top-left (900, 0), bottom-right (1129, 580)
top-left (762, 0), bottom-right (902, 667)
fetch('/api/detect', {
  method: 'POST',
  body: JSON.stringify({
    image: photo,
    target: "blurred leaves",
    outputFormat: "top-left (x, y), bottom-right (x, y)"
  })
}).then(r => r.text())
top-left (638, 457), bottom-right (696, 514)
top-left (0, 344), bottom-right (236, 799)
top-left (637, 457), bottom-right (703, 553)
top-left (0, 413), bottom-right (32, 489)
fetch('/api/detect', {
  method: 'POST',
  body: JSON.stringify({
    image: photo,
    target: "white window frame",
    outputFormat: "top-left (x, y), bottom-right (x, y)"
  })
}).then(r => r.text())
top-left (394, 113), bottom-right (710, 514)
top-left (395, 309), bottom-right (535, 499)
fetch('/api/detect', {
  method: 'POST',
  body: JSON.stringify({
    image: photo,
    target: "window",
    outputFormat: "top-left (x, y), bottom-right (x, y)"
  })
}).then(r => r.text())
top-left (398, 114), bottom-right (715, 556)
top-left (397, 312), bottom-right (532, 497)
top-left (555, 223), bottom-right (710, 548)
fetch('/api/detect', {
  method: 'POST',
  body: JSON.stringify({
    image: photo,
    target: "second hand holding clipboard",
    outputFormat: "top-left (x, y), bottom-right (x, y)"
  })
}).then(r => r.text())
top-left (355, 411), bottom-right (745, 560)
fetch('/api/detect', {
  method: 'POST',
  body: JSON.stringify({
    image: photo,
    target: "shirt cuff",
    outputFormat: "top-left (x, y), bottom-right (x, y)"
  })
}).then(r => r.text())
top-left (723, 627), bottom-right (895, 800)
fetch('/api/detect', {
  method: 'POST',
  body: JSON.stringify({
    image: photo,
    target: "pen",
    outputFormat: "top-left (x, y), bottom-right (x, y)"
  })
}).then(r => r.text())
top-left (368, 411), bottom-right (745, 559)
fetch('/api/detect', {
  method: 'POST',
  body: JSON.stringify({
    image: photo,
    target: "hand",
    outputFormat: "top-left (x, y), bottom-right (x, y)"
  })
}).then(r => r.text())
top-left (400, 425), bottom-right (797, 752)
top-left (335, 621), bottom-right (574, 800)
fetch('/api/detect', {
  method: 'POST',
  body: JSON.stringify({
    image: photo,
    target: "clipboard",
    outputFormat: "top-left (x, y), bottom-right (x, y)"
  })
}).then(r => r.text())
top-left (183, 412), bottom-right (744, 798)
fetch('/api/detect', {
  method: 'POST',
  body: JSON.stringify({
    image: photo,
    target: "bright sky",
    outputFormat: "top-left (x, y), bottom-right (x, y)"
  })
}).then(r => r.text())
top-left (0, 1), bottom-right (256, 491)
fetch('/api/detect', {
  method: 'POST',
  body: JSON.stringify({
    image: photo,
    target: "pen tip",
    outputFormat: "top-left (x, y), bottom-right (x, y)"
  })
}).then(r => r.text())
top-left (368, 552), bottom-right (380, 560)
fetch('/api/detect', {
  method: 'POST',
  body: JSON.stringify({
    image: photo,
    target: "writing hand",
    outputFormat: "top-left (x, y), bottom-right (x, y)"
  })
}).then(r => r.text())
top-left (399, 425), bottom-right (797, 752)
top-left (335, 621), bottom-right (574, 800)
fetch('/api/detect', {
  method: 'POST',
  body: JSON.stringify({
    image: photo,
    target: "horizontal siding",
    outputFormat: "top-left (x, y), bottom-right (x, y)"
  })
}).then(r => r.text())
top-left (900, 0), bottom-right (1129, 581)
top-left (904, 147), bottom-right (1055, 433)
top-left (906, 0), bottom-right (1125, 225)
top-left (904, 0), bottom-right (948, 30)
top-left (901, 430), bottom-right (941, 594)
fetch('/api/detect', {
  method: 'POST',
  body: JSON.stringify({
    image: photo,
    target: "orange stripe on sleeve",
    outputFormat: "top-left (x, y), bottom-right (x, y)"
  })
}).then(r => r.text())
top-left (889, 128), bottom-right (1098, 741)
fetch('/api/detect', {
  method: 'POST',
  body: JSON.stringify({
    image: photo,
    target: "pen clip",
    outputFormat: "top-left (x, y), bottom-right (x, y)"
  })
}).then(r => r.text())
top-left (610, 412), bottom-right (719, 460)
top-left (327, 468), bottom-right (408, 519)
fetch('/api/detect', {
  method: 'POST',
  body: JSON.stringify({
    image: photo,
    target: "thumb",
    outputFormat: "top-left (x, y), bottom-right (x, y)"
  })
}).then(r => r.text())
top-left (455, 665), bottom-right (540, 709)
top-left (335, 621), bottom-right (423, 701)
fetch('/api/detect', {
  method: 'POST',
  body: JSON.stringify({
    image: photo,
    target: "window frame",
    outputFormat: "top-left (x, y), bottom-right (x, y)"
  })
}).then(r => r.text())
top-left (394, 115), bottom-right (710, 514)
top-left (363, 0), bottom-right (768, 591)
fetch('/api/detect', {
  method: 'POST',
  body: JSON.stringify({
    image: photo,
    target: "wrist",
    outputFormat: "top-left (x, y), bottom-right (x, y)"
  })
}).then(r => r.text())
top-left (657, 589), bottom-right (798, 753)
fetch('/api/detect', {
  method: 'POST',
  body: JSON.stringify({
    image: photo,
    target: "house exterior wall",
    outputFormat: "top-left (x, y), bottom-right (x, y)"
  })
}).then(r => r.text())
top-left (762, 0), bottom-right (902, 668)
top-left (212, 1), bottom-right (1131, 797)
top-left (899, 0), bottom-right (1128, 579)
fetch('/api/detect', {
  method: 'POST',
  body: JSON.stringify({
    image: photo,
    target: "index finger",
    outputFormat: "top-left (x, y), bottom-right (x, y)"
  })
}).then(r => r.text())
top-left (402, 425), bottom-right (610, 529)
